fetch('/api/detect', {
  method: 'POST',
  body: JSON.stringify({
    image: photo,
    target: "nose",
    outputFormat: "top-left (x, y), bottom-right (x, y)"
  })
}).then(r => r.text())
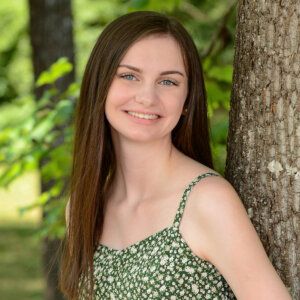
top-left (134, 84), bottom-right (158, 106)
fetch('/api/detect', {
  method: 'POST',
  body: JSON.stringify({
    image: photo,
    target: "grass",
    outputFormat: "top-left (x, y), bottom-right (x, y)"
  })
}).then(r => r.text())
top-left (0, 169), bottom-right (44, 300)
top-left (0, 221), bottom-right (44, 300)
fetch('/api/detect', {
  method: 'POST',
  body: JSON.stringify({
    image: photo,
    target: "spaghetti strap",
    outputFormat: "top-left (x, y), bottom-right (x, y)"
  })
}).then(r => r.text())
top-left (172, 172), bottom-right (221, 228)
top-left (94, 170), bottom-right (236, 299)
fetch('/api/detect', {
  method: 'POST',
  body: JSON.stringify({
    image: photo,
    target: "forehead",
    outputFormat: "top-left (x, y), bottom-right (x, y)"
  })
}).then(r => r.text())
top-left (120, 35), bottom-right (186, 72)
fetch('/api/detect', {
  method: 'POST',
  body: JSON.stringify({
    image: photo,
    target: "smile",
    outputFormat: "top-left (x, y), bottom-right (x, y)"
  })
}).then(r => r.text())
top-left (126, 111), bottom-right (159, 120)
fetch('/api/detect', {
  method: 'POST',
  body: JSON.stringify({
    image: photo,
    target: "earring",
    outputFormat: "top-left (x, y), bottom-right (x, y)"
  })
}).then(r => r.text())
top-left (182, 108), bottom-right (188, 115)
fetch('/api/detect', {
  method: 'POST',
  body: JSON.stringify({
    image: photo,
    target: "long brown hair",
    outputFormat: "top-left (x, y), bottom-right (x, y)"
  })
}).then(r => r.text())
top-left (60, 10), bottom-right (214, 299)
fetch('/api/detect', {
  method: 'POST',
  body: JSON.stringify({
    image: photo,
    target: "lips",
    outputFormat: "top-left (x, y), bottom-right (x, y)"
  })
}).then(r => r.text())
top-left (125, 111), bottom-right (161, 120)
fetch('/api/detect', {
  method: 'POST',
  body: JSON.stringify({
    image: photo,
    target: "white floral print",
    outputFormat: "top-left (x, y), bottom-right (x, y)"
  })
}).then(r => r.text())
top-left (93, 173), bottom-right (236, 299)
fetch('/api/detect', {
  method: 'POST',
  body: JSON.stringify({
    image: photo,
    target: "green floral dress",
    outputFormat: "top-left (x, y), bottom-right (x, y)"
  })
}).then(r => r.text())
top-left (93, 172), bottom-right (236, 299)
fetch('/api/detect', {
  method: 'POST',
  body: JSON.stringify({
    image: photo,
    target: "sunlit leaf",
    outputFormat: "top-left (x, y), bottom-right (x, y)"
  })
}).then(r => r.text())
top-left (0, 162), bottom-right (23, 187)
top-left (207, 65), bottom-right (233, 83)
top-left (30, 111), bottom-right (56, 141)
top-left (36, 57), bottom-right (73, 87)
top-left (63, 82), bottom-right (80, 99)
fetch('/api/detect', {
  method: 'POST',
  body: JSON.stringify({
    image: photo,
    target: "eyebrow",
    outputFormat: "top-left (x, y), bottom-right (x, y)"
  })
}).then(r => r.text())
top-left (118, 64), bottom-right (185, 77)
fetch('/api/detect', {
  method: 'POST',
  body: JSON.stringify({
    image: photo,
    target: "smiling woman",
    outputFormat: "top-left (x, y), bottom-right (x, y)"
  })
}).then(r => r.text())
top-left (105, 35), bottom-right (188, 143)
top-left (60, 10), bottom-right (291, 300)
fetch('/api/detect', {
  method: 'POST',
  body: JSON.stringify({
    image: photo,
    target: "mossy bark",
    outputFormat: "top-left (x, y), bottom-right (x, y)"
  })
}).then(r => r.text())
top-left (226, 0), bottom-right (299, 298)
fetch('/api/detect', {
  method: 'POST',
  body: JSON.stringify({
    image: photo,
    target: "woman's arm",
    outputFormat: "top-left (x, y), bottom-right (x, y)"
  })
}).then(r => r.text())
top-left (194, 177), bottom-right (292, 300)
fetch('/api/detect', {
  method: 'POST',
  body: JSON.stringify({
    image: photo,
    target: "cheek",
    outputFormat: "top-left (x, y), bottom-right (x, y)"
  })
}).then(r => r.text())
top-left (105, 84), bottom-right (119, 122)
top-left (167, 91), bottom-right (187, 114)
top-left (164, 98), bottom-right (185, 127)
top-left (106, 84), bottom-right (126, 110)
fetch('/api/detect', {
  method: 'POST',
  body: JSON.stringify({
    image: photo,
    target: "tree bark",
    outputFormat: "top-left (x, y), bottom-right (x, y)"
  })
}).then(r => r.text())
top-left (28, 0), bottom-right (75, 98)
top-left (226, 0), bottom-right (299, 298)
top-left (28, 0), bottom-right (75, 299)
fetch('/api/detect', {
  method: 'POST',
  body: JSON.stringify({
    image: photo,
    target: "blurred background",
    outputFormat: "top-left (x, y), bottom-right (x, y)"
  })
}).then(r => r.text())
top-left (0, 0), bottom-right (236, 299)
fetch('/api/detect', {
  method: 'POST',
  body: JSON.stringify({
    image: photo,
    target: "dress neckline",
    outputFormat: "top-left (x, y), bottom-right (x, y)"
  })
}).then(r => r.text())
top-left (96, 226), bottom-right (175, 254)
top-left (96, 172), bottom-right (219, 254)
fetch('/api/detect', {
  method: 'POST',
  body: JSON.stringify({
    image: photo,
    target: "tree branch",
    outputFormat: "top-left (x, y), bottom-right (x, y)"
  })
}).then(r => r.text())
top-left (200, 0), bottom-right (237, 59)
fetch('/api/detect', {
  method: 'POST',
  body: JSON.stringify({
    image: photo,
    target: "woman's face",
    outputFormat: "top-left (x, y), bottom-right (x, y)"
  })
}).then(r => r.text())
top-left (105, 34), bottom-right (188, 144)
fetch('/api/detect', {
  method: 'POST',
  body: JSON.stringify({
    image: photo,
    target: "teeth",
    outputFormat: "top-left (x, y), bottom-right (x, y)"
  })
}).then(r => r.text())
top-left (127, 111), bottom-right (159, 120)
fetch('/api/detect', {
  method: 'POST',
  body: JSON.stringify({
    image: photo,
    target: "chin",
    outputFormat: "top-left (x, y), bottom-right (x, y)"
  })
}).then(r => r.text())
top-left (123, 133), bottom-right (159, 143)
top-left (112, 130), bottom-right (165, 144)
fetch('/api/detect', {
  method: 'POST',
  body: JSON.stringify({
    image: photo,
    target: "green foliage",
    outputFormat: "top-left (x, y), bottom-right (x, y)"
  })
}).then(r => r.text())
top-left (210, 117), bottom-right (228, 173)
top-left (0, 58), bottom-right (78, 239)
top-left (0, 222), bottom-right (43, 299)
top-left (36, 57), bottom-right (73, 87)
top-left (0, 0), bottom-right (236, 239)
top-left (204, 59), bottom-right (232, 116)
top-left (129, 0), bottom-right (181, 12)
top-left (0, 0), bottom-right (32, 104)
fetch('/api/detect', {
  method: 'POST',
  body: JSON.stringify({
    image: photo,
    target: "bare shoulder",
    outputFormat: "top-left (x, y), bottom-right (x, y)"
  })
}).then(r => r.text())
top-left (191, 173), bottom-right (246, 221)
top-left (189, 175), bottom-right (292, 299)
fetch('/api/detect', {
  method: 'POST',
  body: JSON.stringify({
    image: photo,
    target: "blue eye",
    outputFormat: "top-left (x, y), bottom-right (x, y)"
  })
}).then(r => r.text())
top-left (121, 74), bottom-right (136, 80)
top-left (161, 80), bottom-right (177, 86)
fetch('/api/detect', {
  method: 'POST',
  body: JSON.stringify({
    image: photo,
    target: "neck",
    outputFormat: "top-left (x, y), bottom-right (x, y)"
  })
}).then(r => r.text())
top-left (110, 133), bottom-right (182, 206)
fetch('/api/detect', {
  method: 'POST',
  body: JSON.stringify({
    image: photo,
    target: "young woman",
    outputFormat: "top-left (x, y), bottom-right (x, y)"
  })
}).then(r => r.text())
top-left (60, 11), bottom-right (291, 300)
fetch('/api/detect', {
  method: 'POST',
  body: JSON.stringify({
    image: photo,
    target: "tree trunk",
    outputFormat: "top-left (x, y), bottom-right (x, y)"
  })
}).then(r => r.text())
top-left (28, 0), bottom-right (75, 99)
top-left (28, 0), bottom-right (75, 299)
top-left (226, 0), bottom-right (299, 298)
